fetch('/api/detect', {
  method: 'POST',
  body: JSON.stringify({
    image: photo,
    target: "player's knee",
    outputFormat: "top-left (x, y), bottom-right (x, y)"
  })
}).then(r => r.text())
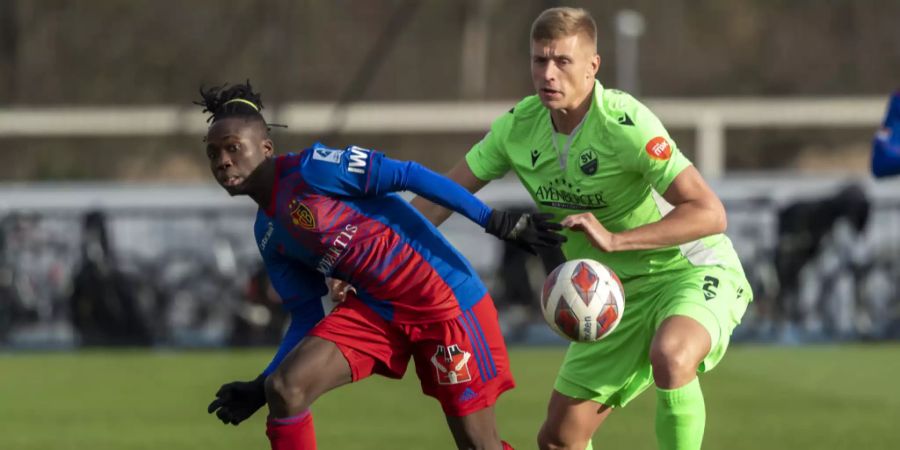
top-left (264, 371), bottom-right (310, 412)
top-left (650, 337), bottom-right (699, 379)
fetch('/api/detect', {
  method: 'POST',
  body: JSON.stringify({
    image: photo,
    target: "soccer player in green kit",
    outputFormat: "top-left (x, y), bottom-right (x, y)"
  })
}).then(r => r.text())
top-left (409, 7), bottom-right (753, 450)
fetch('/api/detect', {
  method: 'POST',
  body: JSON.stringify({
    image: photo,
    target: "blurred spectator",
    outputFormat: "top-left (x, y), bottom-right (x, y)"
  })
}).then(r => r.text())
top-left (70, 210), bottom-right (154, 346)
top-left (773, 184), bottom-right (871, 338)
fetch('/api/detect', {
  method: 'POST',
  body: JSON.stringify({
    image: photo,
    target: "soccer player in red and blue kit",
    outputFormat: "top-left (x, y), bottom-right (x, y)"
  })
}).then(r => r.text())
top-left (198, 81), bottom-right (565, 450)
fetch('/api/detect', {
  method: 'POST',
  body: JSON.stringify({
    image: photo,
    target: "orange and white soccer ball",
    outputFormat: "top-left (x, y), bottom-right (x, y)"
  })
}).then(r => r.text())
top-left (540, 259), bottom-right (625, 342)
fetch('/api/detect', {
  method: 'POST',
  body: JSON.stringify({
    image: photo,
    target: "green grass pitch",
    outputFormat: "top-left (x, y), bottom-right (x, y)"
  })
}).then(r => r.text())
top-left (1, 344), bottom-right (898, 449)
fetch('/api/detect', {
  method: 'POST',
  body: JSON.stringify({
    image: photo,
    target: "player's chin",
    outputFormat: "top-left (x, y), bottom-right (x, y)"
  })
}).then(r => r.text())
top-left (538, 96), bottom-right (565, 110)
top-left (221, 183), bottom-right (247, 196)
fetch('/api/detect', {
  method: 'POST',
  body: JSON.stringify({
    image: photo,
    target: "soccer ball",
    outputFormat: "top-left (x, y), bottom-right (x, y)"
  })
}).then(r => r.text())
top-left (540, 259), bottom-right (625, 342)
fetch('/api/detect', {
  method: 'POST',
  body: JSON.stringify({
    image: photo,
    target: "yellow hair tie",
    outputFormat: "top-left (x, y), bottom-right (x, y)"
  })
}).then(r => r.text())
top-left (222, 98), bottom-right (260, 112)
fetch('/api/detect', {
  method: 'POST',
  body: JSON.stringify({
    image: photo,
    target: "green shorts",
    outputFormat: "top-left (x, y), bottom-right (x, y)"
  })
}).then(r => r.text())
top-left (554, 265), bottom-right (752, 408)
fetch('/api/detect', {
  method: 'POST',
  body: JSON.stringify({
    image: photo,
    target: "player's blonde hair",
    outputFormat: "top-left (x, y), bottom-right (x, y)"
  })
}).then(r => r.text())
top-left (530, 7), bottom-right (597, 50)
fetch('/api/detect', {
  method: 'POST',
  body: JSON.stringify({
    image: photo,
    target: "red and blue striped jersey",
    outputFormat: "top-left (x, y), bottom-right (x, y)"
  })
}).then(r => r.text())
top-left (254, 144), bottom-right (489, 324)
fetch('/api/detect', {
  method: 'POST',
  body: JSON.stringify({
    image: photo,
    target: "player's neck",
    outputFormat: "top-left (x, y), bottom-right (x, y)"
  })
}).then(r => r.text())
top-left (550, 91), bottom-right (593, 135)
top-left (247, 157), bottom-right (277, 211)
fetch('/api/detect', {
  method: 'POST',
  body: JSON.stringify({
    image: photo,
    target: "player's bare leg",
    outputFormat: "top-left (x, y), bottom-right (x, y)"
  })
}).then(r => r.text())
top-left (650, 315), bottom-right (711, 450)
top-left (537, 392), bottom-right (612, 450)
top-left (446, 406), bottom-right (509, 450)
top-left (265, 336), bottom-right (352, 417)
top-left (263, 336), bottom-right (351, 450)
top-left (650, 315), bottom-right (710, 389)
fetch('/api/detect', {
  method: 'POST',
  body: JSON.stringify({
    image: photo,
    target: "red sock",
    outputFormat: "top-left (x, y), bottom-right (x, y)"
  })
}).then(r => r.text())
top-left (502, 440), bottom-right (514, 450)
top-left (265, 411), bottom-right (316, 450)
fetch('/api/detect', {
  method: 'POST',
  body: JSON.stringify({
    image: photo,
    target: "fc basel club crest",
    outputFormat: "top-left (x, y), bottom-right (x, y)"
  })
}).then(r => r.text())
top-left (431, 344), bottom-right (472, 385)
top-left (288, 199), bottom-right (316, 230)
top-left (579, 149), bottom-right (599, 175)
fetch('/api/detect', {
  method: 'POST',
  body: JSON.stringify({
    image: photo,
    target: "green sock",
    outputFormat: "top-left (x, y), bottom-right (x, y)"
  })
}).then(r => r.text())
top-left (656, 377), bottom-right (706, 450)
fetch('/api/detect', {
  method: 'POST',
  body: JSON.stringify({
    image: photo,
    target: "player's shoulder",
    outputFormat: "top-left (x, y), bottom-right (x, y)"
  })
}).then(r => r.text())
top-left (597, 86), bottom-right (645, 127)
top-left (595, 86), bottom-right (663, 144)
top-left (508, 94), bottom-right (545, 119)
top-left (289, 143), bottom-right (352, 173)
top-left (496, 94), bottom-right (545, 134)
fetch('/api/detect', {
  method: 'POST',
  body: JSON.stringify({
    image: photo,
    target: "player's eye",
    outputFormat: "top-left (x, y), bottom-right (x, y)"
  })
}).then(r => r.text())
top-left (228, 144), bottom-right (240, 152)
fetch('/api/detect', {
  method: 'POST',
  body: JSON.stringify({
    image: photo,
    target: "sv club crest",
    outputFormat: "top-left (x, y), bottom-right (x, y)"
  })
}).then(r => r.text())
top-left (431, 344), bottom-right (472, 385)
top-left (579, 149), bottom-right (599, 175)
top-left (288, 199), bottom-right (316, 230)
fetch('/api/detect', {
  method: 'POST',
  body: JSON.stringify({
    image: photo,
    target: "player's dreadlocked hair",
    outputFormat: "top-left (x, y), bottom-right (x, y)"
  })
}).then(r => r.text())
top-left (195, 80), bottom-right (268, 128)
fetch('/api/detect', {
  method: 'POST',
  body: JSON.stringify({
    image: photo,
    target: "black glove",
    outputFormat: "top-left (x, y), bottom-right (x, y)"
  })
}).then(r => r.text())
top-left (485, 210), bottom-right (567, 254)
top-left (207, 374), bottom-right (267, 426)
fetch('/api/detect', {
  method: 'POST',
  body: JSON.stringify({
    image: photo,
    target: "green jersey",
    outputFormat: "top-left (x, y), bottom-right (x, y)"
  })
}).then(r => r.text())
top-left (466, 80), bottom-right (743, 281)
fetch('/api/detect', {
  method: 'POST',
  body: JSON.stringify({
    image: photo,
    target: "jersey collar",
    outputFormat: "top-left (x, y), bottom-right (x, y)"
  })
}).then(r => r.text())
top-left (549, 80), bottom-right (603, 170)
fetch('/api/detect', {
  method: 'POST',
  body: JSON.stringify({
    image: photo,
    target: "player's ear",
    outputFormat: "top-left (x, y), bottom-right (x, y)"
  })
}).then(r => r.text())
top-left (263, 138), bottom-right (274, 158)
top-left (589, 53), bottom-right (600, 78)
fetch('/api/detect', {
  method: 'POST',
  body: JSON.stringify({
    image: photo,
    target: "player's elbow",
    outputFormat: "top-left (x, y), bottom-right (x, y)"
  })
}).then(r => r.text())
top-left (707, 200), bottom-right (727, 235)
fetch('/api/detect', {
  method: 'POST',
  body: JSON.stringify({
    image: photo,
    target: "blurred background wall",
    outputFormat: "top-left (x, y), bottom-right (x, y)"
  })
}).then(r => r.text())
top-left (0, 0), bottom-right (898, 179)
top-left (1, 0), bottom-right (899, 349)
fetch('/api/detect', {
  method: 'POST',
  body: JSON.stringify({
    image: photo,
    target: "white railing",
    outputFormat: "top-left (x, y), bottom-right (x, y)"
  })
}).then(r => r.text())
top-left (0, 97), bottom-right (886, 178)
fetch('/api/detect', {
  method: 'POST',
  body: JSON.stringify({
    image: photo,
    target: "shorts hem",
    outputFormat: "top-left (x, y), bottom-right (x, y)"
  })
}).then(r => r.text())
top-left (554, 374), bottom-right (624, 408)
top-left (308, 331), bottom-right (364, 382)
top-left (442, 379), bottom-right (516, 417)
top-left (659, 302), bottom-right (723, 354)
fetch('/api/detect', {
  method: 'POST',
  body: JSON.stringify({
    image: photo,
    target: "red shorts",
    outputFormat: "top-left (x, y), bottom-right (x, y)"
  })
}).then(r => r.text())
top-left (309, 294), bottom-right (515, 416)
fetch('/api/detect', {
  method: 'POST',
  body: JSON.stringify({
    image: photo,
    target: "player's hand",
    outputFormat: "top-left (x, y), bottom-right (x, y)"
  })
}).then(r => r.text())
top-left (561, 212), bottom-right (617, 252)
top-left (328, 278), bottom-right (356, 303)
top-left (207, 375), bottom-right (267, 426)
top-left (485, 210), bottom-right (567, 254)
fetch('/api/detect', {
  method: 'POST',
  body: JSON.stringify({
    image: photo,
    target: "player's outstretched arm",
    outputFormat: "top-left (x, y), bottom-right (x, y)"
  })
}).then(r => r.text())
top-left (409, 159), bottom-right (488, 227)
top-left (375, 157), bottom-right (566, 252)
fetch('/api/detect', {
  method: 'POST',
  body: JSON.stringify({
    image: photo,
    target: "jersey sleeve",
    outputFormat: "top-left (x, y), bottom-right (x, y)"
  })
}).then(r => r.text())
top-left (299, 143), bottom-right (386, 197)
top-left (259, 252), bottom-right (327, 375)
top-left (614, 96), bottom-right (691, 194)
top-left (373, 157), bottom-right (493, 227)
top-left (300, 143), bottom-right (493, 226)
top-left (465, 110), bottom-right (515, 181)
